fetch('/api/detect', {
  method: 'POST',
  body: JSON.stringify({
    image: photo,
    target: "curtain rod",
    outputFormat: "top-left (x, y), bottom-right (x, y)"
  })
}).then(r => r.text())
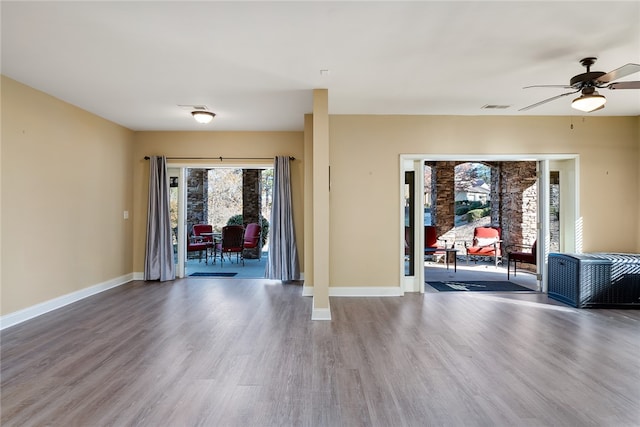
top-left (144, 156), bottom-right (294, 161)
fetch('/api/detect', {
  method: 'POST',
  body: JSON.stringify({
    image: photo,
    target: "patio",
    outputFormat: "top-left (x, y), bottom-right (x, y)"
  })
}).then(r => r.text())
top-left (185, 248), bottom-right (539, 293)
top-left (424, 255), bottom-right (538, 292)
top-left (184, 250), bottom-right (269, 279)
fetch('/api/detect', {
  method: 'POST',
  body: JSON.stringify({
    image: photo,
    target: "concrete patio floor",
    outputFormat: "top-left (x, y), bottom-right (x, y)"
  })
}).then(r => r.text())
top-left (185, 251), bottom-right (539, 294)
top-left (424, 255), bottom-right (539, 292)
top-left (184, 250), bottom-right (268, 278)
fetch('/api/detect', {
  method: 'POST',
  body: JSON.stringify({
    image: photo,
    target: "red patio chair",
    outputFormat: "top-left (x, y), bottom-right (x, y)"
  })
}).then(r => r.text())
top-left (243, 223), bottom-right (261, 249)
top-left (465, 226), bottom-right (502, 267)
top-left (192, 224), bottom-right (215, 263)
top-left (217, 225), bottom-right (245, 266)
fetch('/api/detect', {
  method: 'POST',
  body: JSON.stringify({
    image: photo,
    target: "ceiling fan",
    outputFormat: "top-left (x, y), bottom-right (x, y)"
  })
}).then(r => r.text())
top-left (519, 57), bottom-right (640, 112)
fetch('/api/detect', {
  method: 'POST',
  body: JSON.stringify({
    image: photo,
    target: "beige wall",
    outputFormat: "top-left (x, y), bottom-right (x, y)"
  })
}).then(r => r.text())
top-left (329, 115), bottom-right (639, 288)
top-left (131, 131), bottom-right (305, 274)
top-left (1, 76), bottom-right (134, 315)
top-left (2, 77), bottom-right (638, 316)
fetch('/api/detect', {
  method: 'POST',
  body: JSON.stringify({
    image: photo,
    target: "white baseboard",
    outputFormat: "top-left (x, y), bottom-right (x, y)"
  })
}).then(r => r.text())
top-left (0, 273), bottom-right (134, 330)
top-left (1, 276), bottom-right (401, 328)
top-left (303, 286), bottom-right (403, 297)
top-left (329, 286), bottom-right (403, 297)
top-left (311, 297), bottom-right (331, 320)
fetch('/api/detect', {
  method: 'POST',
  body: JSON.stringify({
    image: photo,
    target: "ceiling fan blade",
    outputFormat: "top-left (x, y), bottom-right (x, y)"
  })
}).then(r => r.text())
top-left (607, 81), bottom-right (640, 90)
top-left (519, 90), bottom-right (580, 112)
top-left (523, 84), bottom-right (573, 89)
top-left (596, 63), bottom-right (640, 83)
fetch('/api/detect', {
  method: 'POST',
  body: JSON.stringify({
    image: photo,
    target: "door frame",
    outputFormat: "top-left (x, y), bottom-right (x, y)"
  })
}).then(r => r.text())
top-left (400, 154), bottom-right (580, 293)
top-left (400, 159), bottom-right (425, 293)
top-left (168, 161), bottom-right (273, 278)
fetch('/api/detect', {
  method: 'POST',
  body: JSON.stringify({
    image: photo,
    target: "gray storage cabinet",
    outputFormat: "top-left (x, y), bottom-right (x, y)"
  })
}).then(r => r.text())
top-left (548, 253), bottom-right (640, 308)
top-left (548, 253), bottom-right (611, 308)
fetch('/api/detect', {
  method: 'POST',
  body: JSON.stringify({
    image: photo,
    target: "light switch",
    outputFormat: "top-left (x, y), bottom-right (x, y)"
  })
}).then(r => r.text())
top-left (123, 211), bottom-right (129, 219)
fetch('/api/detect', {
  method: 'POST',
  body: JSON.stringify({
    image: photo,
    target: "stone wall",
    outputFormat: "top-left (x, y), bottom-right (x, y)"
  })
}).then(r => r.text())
top-left (429, 161), bottom-right (456, 241)
top-left (427, 160), bottom-right (537, 251)
top-left (497, 162), bottom-right (537, 249)
top-left (490, 163), bottom-right (501, 226)
top-left (186, 168), bottom-right (208, 235)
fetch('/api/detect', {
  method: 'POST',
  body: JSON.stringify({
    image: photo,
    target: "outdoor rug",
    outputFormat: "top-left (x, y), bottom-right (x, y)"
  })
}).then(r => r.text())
top-left (427, 281), bottom-right (534, 292)
top-left (189, 272), bottom-right (238, 277)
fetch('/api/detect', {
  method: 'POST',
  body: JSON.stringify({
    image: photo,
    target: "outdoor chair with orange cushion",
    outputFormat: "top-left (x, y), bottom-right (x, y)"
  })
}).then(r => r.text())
top-left (465, 226), bottom-right (502, 267)
top-left (507, 239), bottom-right (537, 279)
top-left (217, 225), bottom-right (245, 266)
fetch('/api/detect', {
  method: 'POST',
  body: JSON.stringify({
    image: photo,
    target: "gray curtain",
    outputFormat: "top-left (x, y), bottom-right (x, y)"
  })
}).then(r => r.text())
top-left (265, 156), bottom-right (300, 281)
top-left (144, 156), bottom-right (175, 281)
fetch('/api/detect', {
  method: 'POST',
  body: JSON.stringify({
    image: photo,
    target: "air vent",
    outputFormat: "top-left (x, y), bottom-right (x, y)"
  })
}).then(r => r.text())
top-left (481, 104), bottom-right (511, 110)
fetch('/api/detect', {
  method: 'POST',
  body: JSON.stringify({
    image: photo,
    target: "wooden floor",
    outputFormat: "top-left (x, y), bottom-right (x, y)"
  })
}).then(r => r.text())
top-left (2, 278), bottom-right (639, 426)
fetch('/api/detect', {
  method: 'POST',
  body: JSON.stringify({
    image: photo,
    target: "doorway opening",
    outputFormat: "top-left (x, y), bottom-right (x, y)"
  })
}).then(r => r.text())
top-left (169, 164), bottom-right (273, 278)
top-left (401, 155), bottom-right (579, 295)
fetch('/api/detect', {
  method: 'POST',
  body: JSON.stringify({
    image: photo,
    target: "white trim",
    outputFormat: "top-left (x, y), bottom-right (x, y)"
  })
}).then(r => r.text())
top-left (400, 159), bottom-right (409, 294)
top-left (304, 286), bottom-right (403, 297)
top-left (133, 272), bottom-right (145, 280)
top-left (177, 167), bottom-right (186, 278)
top-left (399, 159), bottom-right (426, 296)
top-left (0, 274), bottom-right (134, 330)
top-left (400, 152), bottom-right (580, 297)
top-left (539, 160), bottom-right (550, 293)
top-left (414, 160), bottom-right (425, 293)
top-left (402, 275), bottom-right (420, 293)
top-left (401, 153), bottom-right (579, 162)
top-left (311, 297), bottom-right (331, 320)
top-left (573, 158), bottom-right (582, 253)
top-left (330, 286), bottom-right (403, 297)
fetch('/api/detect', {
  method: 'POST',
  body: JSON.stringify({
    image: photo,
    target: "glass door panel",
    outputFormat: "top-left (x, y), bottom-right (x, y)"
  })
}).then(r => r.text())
top-left (404, 171), bottom-right (415, 276)
top-left (168, 168), bottom-right (180, 271)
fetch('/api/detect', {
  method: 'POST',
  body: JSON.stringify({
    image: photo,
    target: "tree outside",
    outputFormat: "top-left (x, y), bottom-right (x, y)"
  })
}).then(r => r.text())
top-left (261, 168), bottom-right (274, 225)
top-left (207, 168), bottom-right (243, 232)
top-left (206, 167), bottom-right (274, 233)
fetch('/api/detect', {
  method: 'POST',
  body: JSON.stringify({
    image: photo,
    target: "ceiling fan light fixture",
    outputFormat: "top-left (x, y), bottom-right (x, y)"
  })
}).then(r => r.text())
top-left (191, 111), bottom-right (216, 124)
top-left (571, 91), bottom-right (606, 112)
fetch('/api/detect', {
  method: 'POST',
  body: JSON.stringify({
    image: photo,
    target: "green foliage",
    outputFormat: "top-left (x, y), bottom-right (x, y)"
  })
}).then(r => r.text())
top-left (456, 206), bottom-right (470, 216)
top-left (466, 207), bottom-right (491, 222)
top-left (466, 209), bottom-right (484, 222)
top-left (227, 214), bottom-right (243, 226)
top-left (469, 201), bottom-right (484, 210)
top-left (457, 200), bottom-right (490, 217)
top-left (227, 215), bottom-right (270, 248)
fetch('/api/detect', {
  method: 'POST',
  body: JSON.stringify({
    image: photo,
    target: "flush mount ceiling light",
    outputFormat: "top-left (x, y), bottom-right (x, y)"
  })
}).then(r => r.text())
top-left (191, 111), bottom-right (216, 124)
top-left (571, 87), bottom-right (606, 112)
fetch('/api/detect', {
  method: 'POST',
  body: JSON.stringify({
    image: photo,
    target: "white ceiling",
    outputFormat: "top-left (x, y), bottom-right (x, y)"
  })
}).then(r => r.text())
top-left (2, 1), bottom-right (639, 131)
